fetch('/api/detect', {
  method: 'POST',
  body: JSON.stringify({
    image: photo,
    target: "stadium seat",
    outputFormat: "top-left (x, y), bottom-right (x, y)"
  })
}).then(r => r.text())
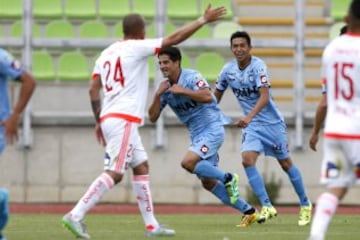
top-left (191, 24), bottom-right (211, 39)
top-left (45, 20), bottom-right (75, 38)
top-left (57, 52), bottom-right (90, 82)
top-left (146, 21), bottom-right (176, 38)
top-left (167, 0), bottom-right (199, 20)
top-left (132, 0), bottom-right (156, 19)
top-left (201, 0), bottom-right (233, 20)
top-left (79, 21), bottom-right (109, 38)
top-left (98, 0), bottom-right (131, 20)
top-left (213, 21), bottom-right (243, 39)
top-left (0, 0), bottom-right (22, 19)
top-left (10, 20), bottom-right (41, 37)
top-left (33, 0), bottom-right (62, 19)
top-left (331, 0), bottom-right (352, 21)
top-left (329, 22), bottom-right (346, 39)
top-left (64, 0), bottom-right (97, 20)
top-left (32, 51), bottom-right (56, 81)
top-left (195, 53), bottom-right (225, 82)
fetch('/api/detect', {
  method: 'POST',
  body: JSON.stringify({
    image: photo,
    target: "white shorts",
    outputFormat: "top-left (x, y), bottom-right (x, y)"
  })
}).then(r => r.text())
top-left (321, 138), bottom-right (360, 188)
top-left (101, 118), bottom-right (148, 174)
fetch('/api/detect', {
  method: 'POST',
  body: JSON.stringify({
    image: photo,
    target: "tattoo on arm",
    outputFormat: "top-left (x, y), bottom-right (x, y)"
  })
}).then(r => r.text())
top-left (91, 100), bottom-right (101, 123)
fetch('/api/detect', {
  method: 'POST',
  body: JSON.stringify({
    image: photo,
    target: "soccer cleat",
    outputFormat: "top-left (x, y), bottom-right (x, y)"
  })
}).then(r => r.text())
top-left (298, 202), bottom-right (312, 226)
top-left (257, 206), bottom-right (277, 224)
top-left (237, 212), bottom-right (259, 228)
top-left (62, 213), bottom-right (91, 239)
top-left (146, 225), bottom-right (176, 237)
top-left (224, 173), bottom-right (240, 204)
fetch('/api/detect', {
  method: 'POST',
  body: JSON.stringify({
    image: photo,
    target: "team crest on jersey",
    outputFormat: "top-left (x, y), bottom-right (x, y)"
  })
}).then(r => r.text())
top-left (11, 60), bottom-right (22, 70)
top-left (261, 75), bottom-right (268, 84)
top-left (200, 144), bottom-right (209, 154)
top-left (248, 70), bottom-right (254, 82)
top-left (196, 79), bottom-right (206, 89)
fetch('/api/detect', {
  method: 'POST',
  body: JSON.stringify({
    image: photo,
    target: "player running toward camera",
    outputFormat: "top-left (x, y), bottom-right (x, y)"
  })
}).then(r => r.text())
top-left (308, 1), bottom-right (360, 239)
top-left (0, 48), bottom-right (36, 240)
top-left (214, 31), bottom-right (312, 226)
top-left (149, 46), bottom-right (259, 228)
top-left (62, 5), bottom-right (227, 239)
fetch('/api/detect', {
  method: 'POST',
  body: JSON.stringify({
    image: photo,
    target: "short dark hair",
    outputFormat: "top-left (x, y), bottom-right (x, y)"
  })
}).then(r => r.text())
top-left (349, 0), bottom-right (360, 19)
top-left (230, 31), bottom-right (252, 47)
top-left (158, 46), bottom-right (182, 62)
top-left (122, 13), bottom-right (145, 36)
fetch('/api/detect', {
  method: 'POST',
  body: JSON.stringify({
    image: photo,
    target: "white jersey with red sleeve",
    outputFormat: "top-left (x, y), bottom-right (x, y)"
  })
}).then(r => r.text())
top-left (92, 38), bottom-right (162, 124)
top-left (322, 33), bottom-right (360, 139)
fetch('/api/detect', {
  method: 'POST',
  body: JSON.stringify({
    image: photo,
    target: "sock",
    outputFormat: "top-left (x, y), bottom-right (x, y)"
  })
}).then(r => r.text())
top-left (132, 175), bottom-right (159, 230)
top-left (245, 166), bottom-right (272, 207)
top-left (193, 160), bottom-right (227, 182)
top-left (71, 172), bottom-right (114, 221)
top-left (0, 189), bottom-right (9, 231)
top-left (286, 165), bottom-right (310, 206)
top-left (211, 181), bottom-right (253, 213)
top-left (310, 192), bottom-right (339, 239)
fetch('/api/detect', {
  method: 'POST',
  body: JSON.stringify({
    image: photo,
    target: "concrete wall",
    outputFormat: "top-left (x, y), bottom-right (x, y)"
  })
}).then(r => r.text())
top-left (1, 125), bottom-right (360, 205)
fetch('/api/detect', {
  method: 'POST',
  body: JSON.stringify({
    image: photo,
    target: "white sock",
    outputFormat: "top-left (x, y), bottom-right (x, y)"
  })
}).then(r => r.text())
top-left (71, 172), bottom-right (114, 221)
top-left (132, 175), bottom-right (159, 230)
top-left (310, 192), bottom-right (339, 239)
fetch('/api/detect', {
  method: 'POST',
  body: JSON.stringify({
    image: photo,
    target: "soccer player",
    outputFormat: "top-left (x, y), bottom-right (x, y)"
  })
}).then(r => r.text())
top-left (0, 48), bottom-right (36, 240)
top-left (308, 1), bottom-right (360, 239)
top-left (309, 24), bottom-right (347, 152)
top-left (214, 31), bottom-right (312, 226)
top-left (61, 6), bottom-right (226, 239)
top-left (148, 46), bottom-right (258, 228)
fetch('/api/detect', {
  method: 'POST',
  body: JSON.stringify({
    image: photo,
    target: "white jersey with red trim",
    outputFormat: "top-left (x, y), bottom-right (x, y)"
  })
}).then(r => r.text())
top-left (322, 33), bottom-right (360, 139)
top-left (92, 38), bottom-right (162, 124)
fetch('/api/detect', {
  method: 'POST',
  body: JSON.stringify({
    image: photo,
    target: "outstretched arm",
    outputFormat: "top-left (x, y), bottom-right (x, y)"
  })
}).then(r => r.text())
top-left (162, 5), bottom-right (226, 48)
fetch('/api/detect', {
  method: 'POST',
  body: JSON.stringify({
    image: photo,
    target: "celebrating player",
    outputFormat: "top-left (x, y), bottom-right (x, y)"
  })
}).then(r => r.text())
top-left (149, 46), bottom-right (259, 228)
top-left (214, 31), bottom-right (312, 226)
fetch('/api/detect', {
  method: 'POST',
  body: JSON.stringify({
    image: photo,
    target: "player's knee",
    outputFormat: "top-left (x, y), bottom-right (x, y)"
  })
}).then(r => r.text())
top-left (278, 158), bottom-right (292, 171)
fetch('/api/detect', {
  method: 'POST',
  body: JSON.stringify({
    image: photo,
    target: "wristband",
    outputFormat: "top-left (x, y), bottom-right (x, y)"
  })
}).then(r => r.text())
top-left (197, 16), bottom-right (206, 25)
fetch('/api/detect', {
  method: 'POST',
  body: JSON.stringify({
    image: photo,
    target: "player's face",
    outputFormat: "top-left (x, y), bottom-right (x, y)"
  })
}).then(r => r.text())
top-left (158, 55), bottom-right (179, 81)
top-left (231, 37), bottom-right (251, 63)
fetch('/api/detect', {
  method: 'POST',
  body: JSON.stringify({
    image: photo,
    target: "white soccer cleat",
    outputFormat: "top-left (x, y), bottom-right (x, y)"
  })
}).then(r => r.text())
top-left (62, 213), bottom-right (91, 239)
top-left (146, 225), bottom-right (176, 237)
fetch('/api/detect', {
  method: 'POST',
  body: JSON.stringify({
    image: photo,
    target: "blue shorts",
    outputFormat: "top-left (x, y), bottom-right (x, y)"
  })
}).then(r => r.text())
top-left (241, 122), bottom-right (290, 160)
top-left (189, 124), bottom-right (224, 166)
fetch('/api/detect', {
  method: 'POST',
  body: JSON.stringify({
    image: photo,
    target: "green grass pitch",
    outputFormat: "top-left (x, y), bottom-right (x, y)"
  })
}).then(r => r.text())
top-left (4, 214), bottom-right (359, 240)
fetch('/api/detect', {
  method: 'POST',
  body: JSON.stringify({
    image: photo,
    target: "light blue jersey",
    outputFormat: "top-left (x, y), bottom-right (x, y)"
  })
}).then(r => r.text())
top-left (216, 56), bottom-right (290, 159)
top-left (0, 48), bottom-right (24, 154)
top-left (216, 56), bottom-right (284, 125)
top-left (159, 69), bottom-right (230, 161)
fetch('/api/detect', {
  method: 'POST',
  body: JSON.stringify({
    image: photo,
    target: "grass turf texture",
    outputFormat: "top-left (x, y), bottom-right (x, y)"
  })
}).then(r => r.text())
top-left (4, 214), bottom-right (359, 240)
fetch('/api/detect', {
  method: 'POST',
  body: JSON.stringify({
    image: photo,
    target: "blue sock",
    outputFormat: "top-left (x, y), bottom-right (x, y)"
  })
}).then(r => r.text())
top-left (193, 160), bottom-right (227, 182)
top-left (286, 165), bottom-right (309, 206)
top-left (211, 181), bottom-right (253, 213)
top-left (0, 189), bottom-right (9, 232)
top-left (245, 166), bottom-right (272, 207)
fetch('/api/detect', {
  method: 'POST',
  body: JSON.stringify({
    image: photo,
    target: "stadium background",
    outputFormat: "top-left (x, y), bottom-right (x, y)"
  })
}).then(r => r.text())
top-left (1, 0), bottom-right (358, 205)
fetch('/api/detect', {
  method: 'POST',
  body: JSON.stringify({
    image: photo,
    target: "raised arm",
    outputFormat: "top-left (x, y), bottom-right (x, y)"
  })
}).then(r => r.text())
top-left (161, 5), bottom-right (226, 48)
